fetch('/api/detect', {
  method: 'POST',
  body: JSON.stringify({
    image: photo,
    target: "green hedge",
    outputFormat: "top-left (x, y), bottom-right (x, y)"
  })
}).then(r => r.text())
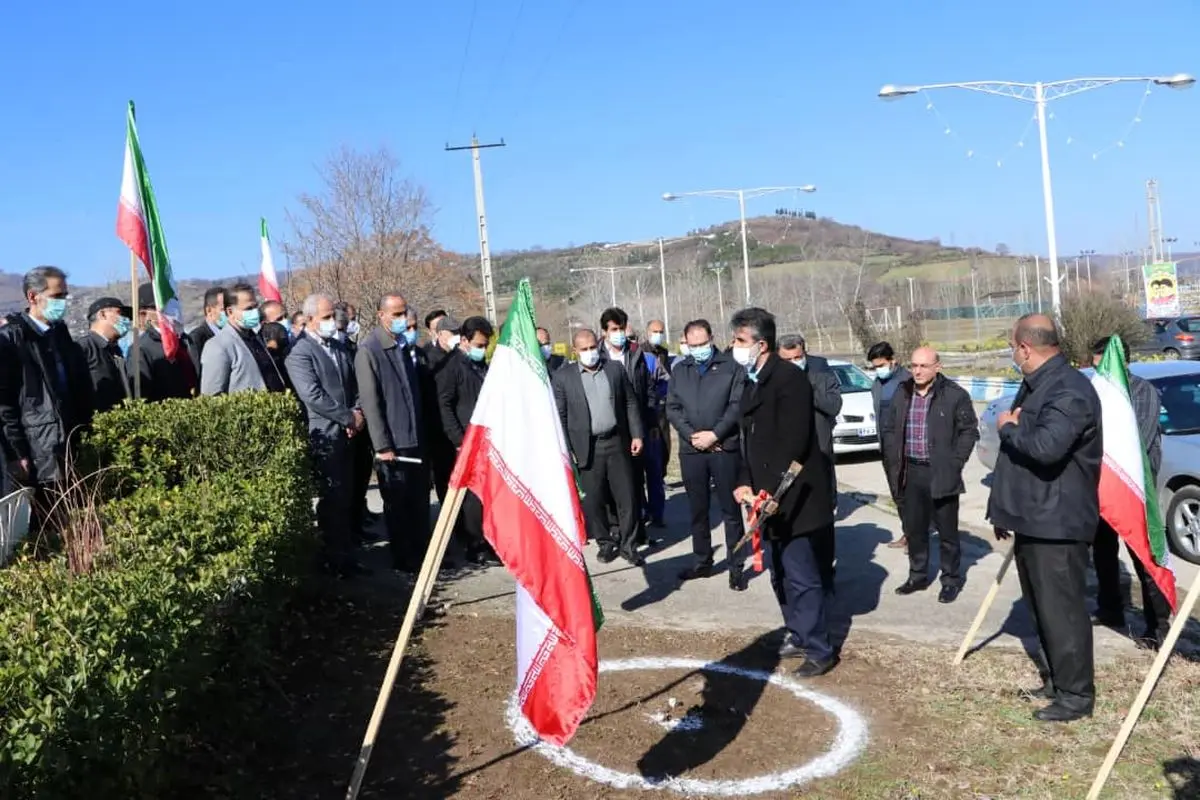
top-left (0, 392), bottom-right (316, 797)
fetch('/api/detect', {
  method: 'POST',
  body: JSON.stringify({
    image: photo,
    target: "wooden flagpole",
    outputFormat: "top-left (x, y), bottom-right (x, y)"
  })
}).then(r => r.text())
top-left (1085, 566), bottom-right (1200, 799)
top-left (953, 543), bottom-right (1015, 665)
top-left (345, 484), bottom-right (468, 800)
top-left (130, 251), bottom-right (141, 400)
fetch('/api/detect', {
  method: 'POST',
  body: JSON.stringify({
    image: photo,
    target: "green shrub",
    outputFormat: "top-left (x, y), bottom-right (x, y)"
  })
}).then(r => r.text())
top-left (1059, 291), bottom-right (1150, 367)
top-left (0, 392), bottom-right (316, 797)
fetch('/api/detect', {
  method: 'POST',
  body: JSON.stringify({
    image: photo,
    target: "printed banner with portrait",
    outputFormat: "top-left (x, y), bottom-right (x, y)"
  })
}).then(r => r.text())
top-left (1143, 261), bottom-right (1181, 318)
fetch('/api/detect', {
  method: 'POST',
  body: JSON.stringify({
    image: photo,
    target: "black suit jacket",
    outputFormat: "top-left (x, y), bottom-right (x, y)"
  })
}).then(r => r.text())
top-left (76, 331), bottom-right (130, 414)
top-left (552, 361), bottom-right (643, 470)
top-left (188, 322), bottom-right (218, 380)
top-left (738, 353), bottom-right (834, 538)
top-left (436, 350), bottom-right (486, 448)
top-left (129, 327), bottom-right (197, 402)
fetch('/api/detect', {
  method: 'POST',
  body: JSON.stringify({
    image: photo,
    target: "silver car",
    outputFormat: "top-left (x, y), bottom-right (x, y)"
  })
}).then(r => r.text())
top-left (976, 361), bottom-right (1200, 564)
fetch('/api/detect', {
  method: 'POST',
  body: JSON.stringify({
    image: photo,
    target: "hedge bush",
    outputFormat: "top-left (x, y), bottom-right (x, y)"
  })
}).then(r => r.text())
top-left (0, 392), bottom-right (316, 797)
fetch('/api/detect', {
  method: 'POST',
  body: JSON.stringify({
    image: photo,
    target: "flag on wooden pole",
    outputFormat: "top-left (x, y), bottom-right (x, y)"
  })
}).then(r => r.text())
top-left (258, 218), bottom-right (282, 302)
top-left (1091, 336), bottom-right (1178, 611)
top-left (450, 279), bottom-right (602, 746)
top-left (116, 101), bottom-right (183, 359)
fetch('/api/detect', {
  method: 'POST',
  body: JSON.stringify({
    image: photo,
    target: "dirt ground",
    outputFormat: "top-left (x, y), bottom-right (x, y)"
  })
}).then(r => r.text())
top-left (167, 585), bottom-right (1200, 800)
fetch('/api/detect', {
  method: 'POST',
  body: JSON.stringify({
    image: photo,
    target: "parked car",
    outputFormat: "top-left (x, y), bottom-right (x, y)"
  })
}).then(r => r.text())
top-left (826, 359), bottom-right (880, 456)
top-left (1139, 316), bottom-right (1200, 360)
top-left (976, 360), bottom-right (1200, 564)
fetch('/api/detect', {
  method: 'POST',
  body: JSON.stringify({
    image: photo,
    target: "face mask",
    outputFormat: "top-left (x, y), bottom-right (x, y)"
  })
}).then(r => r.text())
top-left (648, 332), bottom-right (664, 347)
top-left (446, 334), bottom-right (461, 350)
top-left (875, 365), bottom-right (893, 381)
top-left (217, 312), bottom-right (228, 329)
top-left (403, 329), bottom-right (419, 346)
top-left (1011, 350), bottom-right (1025, 376)
top-left (731, 343), bottom-right (758, 369)
top-left (117, 332), bottom-right (133, 358)
top-left (540, 344), bottom-right (552, 359)
top-left (690, 344), bottom-right (713, 363)
top-left (318, 319), bottom-right (338, 339)
top-left (43, 297), bottom-right (67, 323)
top-left (389, 318), bottom-right (407, 337)
top-left (239, 309), bottom-right (261, 330)
top-left (791, 357), bottom-right (807, 371)
top-left (468, 346), bottom-right (487, 362)
top-left (579, 349), bottom-right (600, 368)
top-left (678, 344), bottom-right (690, 357)
top-left (347, 320), bottom-right (361, 337)
top-left (113, 316), bottom-right (132, 337)
top-left (608, 331), bottom-right (627, 349)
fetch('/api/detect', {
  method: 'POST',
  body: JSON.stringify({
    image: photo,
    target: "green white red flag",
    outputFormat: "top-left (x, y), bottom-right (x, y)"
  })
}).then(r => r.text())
top-left (116, 101), bottom-right (184, 359)
top-left (1091, 337), bottom-right (1177, 611)
top-left (450, 279), bottom-right (602, 746)
top-left (258, 218), bottom-right (282, 303)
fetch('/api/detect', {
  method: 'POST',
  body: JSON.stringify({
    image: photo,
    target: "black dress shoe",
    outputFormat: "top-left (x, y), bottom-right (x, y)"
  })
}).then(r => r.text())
top-left (894, 580), bottom-right (929, 596)
top-left (678, 563), bottom-right (713, 581)
top-left (795, 656), bottom-right (839, 677)
top-left (620, 547), bottom-right (645, 567)
top-left (596, 544), bottom-right (618, 564)
top-left (779, 642), bottom-right (807, 659)
top-left (1016, 683), bottom-right (1055, 702)
top-left (1091, 611), bottom-right (1126, 628)
top-left (1033, 703), bottom-right (1092, 723)
top-left (728, 567), bottom-right (746, 592)
top-left (938, 584), bottom-right (962, 604)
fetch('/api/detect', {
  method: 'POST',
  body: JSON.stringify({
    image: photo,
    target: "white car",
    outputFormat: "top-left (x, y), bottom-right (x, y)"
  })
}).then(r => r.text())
top-left (826, 359), bottom-right (880, 455)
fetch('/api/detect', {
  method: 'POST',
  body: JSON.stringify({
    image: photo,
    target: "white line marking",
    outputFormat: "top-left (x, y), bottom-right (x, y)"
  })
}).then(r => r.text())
top-left (507, 656), bottom-right (869, 796)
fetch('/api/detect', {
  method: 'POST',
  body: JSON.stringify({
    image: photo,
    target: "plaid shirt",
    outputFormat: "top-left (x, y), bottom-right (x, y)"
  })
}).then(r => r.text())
top-left (904, 390), bottom-right (932, 461)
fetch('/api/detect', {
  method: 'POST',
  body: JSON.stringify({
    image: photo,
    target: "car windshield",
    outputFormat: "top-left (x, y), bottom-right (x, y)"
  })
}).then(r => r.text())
top-left (831, 364), bottom-right (874, 393)
top-left (1151, 373), bottom-right (1200, 435)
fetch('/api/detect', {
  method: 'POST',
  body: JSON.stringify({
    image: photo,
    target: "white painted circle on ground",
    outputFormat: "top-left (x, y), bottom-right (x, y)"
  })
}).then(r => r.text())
top-left (506, 656), bottom-right (869, 796)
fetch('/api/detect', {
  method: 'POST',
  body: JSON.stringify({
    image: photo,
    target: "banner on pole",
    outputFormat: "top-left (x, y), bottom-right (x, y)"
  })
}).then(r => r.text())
top-left (1142, 262), bottom-right (1181, 318)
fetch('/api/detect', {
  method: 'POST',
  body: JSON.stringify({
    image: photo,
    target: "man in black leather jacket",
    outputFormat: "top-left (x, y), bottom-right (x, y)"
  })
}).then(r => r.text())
top-left (987, 314), bottom-right (1102, 723)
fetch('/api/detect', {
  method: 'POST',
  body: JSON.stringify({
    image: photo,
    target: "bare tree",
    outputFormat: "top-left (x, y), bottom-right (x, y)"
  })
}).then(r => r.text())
top-left (283, 145), bottom-right (476, 320)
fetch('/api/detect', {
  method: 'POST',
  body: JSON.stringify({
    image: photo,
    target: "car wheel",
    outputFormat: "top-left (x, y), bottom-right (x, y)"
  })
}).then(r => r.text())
top-left (1164, 348), bottom-right (1181, 360)
top-left (1165, 485), bottom-right (1200, 565)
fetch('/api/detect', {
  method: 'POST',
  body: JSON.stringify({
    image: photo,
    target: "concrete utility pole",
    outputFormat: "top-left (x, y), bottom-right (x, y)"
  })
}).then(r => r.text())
top-left (446, 137), bottom-right (506, 323)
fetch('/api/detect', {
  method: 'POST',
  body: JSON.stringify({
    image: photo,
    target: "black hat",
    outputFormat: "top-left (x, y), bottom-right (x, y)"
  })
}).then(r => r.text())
top-left (137, 283), bottom-right (157, 310)
top-left (86, 296), bottom-right (133, 320)
top-left (435, 315), bottom-right (461, 334)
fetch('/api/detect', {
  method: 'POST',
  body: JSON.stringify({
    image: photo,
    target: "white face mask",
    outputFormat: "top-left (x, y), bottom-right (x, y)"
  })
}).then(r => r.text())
top-left (579, 349), bottom-right (600, 368)
top-left (731, 343), bottom-right (758, 368)
top-left (678, 344), bottom-right (690, 357)
top-left (648, 332), bottom-right (664, 347)
top-left (447, 334), bottom-right (461, 350)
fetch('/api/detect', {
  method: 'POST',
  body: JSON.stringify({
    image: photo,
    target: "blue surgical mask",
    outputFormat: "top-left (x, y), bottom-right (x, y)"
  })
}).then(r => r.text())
top-left (608, 331), bottom-right (627, 349)
top-left (347, 320), bottom-right (361, 337)
top-left (875, 365), bottom-right (893, 381)
top-left (113, 316), bottom-right (132, 337)
top-left (239, 309), bottom-right (261, 330)
top-left (318, 319), bottom-right (337, 339)
top-left (117, 331), bottom-right (133, 357)
top-left (217, 312), bottom-right (228, 329)
top-left (540, 344), bottom-right (552, 358)
top-left (403, 328), bottom-right (419, 346)
top-left (690, 344), bottom-right (713, 363)
top-left (468, 346), bottom-right (487, 362)
top-left (389, 318), bottom-right (407, 337)
top-left (43, 297), bottom-right (67, 323)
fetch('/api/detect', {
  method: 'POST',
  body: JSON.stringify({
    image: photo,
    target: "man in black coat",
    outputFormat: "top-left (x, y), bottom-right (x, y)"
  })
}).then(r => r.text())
top-left (869, 340), bottom-right (913, 548)
top-left (77, 297), bottom-right (133, 414)
top-left (730, 307), bottom-right (837, 678)
top-left (779, 334), bottom-right (842, 510)
top-left (885, 347), bottom-right (978, 603)
top-left (987, 314), bottom-right (1102, 723)
top-left (552, 328), bottom-right (644, 566)
top-left (423, 315), bottom-right (462, 504)
top-left (187, 285), bottom-right (226, 381)
top-left (666, 319), bottom-right (747, 589)
top-left (129, 283), bottom-right (198, 402)
top-left (437, 315), bottom-right (499, 565)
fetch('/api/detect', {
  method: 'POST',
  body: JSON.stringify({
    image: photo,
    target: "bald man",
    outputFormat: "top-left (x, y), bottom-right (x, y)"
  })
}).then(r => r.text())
top-left (987, 314), bottom-right (1103, 723)
top-left (883, 347), bottom-right (977, 604)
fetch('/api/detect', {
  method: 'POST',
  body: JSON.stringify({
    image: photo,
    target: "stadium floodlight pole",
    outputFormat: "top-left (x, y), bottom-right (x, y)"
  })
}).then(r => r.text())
top-left (569, 263), bottom-right (653, 307)
top-left (604, 233), bottom-right (717, 342)
top-left (662, 186), bottom-right (817, 305)
top-left (879, 73), bottom-right (1195, 318)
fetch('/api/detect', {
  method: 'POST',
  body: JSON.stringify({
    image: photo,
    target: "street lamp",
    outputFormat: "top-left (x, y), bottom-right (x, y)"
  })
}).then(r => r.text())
top-left (661, 185), bottom-right (817, 305)
top-left (604, 233), bottom-right (716, 342)
top-left (1079, 249), bottom-right (1096, 289)
top-left (569, 263), bottom-right (653, 307)
top-left (879, 73), bottom-right (1195, 317)
top-left (1164, 236), bottom-right (1179, 260)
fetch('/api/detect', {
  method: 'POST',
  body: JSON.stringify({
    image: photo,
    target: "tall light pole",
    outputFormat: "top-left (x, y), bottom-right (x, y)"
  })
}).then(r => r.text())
top-left (1164, 236), bottom-right (1179, 260)
top-left (1079, 249), bottom-right (1096, 289)
top-left (569, 264), bottom-right (653, 307)
top-left (604, 233), bottom-right (717, 343)
top-left (662, 185), bottom-right (817, 305)
top-left (906, 276), bottom-right (915, 312)
top-left (709, 263), bottom-right (727, 315)
top-left (879, 73), bottom-right (1195, 318)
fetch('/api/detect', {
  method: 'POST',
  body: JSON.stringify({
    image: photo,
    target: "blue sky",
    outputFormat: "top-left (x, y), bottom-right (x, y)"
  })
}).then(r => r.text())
top-left (2, 0), bottom-right (1199, 287)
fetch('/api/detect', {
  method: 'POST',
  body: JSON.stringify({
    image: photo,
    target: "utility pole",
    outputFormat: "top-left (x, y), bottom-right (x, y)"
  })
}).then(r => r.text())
top-left (446, 136), bottom-right (506, 323)
top-left (906, 276), bottom-right (915, 312)
top-left (709, 264), bottom-right (727, 316)
top-left (1146, 179), bottom-right (1162, 263)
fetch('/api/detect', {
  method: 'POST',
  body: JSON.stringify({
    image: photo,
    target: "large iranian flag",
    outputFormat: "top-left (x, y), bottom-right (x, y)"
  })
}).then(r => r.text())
top-left (258, 218), bottom-right (283, 303)
top-left (450, 279), bottom-right (602, 746)
top-left (1091, 337), bottom-right (1178, 611)
top-left (116, 101), bottom-right (184, 359)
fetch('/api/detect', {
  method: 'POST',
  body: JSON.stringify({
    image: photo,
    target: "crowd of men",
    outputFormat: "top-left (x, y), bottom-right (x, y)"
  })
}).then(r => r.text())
top-left (0, 265), bottom-right (1172, 717)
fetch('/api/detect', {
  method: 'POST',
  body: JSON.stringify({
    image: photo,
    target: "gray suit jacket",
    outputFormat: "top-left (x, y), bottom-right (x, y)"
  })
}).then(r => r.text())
top-left (355, 326), bottom-right (423, 454)
top-left (285, 334), bottom-right (357, 448)
top-left (807, 361), bottom-right (843, 458)
top-left (200, 325), bottom-right (267, 395)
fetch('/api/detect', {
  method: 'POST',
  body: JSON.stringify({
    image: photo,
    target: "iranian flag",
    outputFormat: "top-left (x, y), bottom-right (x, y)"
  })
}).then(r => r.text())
top-left (450, 279), bottom-right (602, 746)
top-left (116, 101), bottom-right (184, 359)
top-left (258, 218), bottom-right (283, 303)
top-left (1091, 336), bottom-right (1178, 611)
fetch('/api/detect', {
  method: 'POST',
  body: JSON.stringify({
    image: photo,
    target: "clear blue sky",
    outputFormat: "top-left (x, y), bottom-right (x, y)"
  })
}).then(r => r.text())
top-left (2, 0), bottom-right (1199, 287)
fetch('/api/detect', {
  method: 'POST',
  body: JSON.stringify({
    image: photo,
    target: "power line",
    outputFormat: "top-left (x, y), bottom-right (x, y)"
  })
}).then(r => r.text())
top-left (476, 0), bottom-right (527, 131)
top-left (446, 0), bottom-right (480, 139)
top-left (508, 0), bottom-right (585, 127)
